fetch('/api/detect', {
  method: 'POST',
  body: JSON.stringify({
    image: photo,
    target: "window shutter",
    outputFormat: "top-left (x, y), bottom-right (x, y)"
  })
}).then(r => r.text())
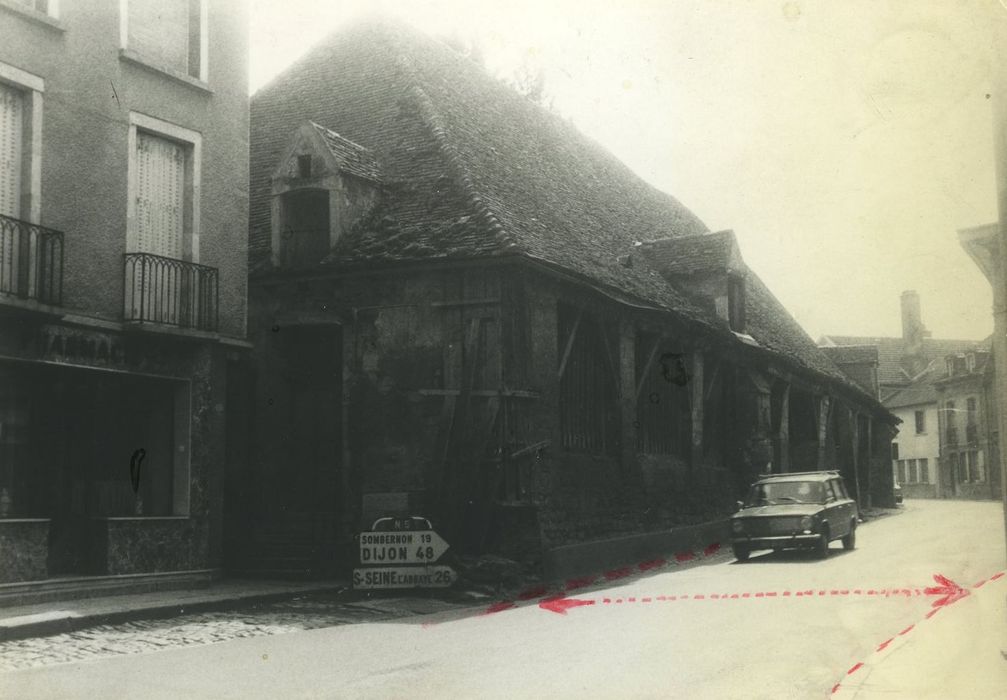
top-left (128, 0), bottom-right (190, 74)
top-left (135, 132), bottom-right (184, 258)
top-left (0, 83), bottom-right (23, 220)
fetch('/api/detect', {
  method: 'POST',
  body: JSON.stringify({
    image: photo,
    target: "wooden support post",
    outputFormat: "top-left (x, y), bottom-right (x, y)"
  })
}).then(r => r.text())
top-left (690, 350), bottom-right (704, 473)
top-left (635, 335), bottom-right (661, 401)
top-left (865, 416), bottom-right (873, 508)
top-left (850, 408), bottom-right (863, 507)
top-left (619, 321), bottom-right (637, 472)
top-left (817, 395), bottom-right (831, 470)
top-left (778, 382), bottom-right (790, 473)
top-left (556, 308), bottom-right (583, 380)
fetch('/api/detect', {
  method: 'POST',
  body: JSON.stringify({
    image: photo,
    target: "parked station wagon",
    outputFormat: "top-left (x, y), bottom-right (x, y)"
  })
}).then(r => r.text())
top-left (730, 471), bottom-right (858, 561)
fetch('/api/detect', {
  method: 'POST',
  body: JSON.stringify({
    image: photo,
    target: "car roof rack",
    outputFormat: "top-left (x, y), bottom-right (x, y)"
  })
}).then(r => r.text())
top-left (756, 470), bottom-right (839, 479)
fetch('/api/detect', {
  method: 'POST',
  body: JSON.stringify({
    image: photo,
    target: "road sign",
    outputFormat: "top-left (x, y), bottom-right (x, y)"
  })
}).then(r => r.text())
top-left (359, 529), bottom-right (450, 564)
top-left (353, 565), bottom-right (457, 590)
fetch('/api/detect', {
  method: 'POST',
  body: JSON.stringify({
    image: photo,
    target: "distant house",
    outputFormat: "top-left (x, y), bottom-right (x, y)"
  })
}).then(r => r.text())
top-left (240, 19), bottom-right (898, 576)
top-left (820, 291), bottom-right (997, 499)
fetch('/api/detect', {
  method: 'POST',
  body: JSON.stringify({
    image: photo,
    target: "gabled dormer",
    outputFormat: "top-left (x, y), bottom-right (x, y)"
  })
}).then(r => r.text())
top-left (270, 121), bottom-right (382, 268)
top-left (638, 229), bottom-right (748, 333)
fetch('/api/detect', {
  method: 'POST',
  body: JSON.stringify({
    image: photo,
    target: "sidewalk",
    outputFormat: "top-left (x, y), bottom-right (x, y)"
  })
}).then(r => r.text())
top-left (832, 570), bottom-right (1007, 699)
top-left (0, 578), bottom-right (348, 642)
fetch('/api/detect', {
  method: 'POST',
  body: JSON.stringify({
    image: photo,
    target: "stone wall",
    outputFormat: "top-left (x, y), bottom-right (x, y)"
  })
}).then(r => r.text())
top-left (0, 521), bottom-right (49, 583)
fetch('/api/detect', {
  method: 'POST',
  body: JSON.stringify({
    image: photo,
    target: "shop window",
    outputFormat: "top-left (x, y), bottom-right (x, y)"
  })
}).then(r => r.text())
top-left (919, 457), bottom-right (929, 484)
top-left (907, 458), bottom-right (918, 484)
top-left (0, 366), bottom-right (34, 517)
top-left (558, 305), bottom-right (618, 455)
top-left (896, 459), bottom-right (905, 484)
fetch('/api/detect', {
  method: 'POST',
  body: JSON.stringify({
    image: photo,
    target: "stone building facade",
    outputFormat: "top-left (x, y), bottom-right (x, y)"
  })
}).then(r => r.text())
top-left (820, 291), bottom-right (990, 500)
top-left (240, 20), bottom-right (897, 576)
top-left (0, 0), bottom-right (248, 583)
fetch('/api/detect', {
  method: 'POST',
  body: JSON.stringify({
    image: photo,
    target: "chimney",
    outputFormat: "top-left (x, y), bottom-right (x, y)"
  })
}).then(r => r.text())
top-left (900, 290), bottom-right (931, 375)
top-left (900, 290), bottom-right (922, 345)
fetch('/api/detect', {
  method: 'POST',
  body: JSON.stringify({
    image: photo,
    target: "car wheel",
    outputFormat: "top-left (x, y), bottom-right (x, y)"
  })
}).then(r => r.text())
top-left (815, 526), bottom-right (830, 559)
top-left (842, 523), bottom-right (856, 550)
top-left (732, 544), bottom-right (750, 562)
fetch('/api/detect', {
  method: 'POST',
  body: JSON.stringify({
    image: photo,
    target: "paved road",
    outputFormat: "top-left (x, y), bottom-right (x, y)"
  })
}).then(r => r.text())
top-left (1, 500), bottom-right (1003, 699)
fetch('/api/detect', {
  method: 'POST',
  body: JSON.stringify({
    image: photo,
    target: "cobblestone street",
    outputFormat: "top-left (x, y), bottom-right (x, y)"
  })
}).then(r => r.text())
top-left (0, 594), bottom-right (465, 671)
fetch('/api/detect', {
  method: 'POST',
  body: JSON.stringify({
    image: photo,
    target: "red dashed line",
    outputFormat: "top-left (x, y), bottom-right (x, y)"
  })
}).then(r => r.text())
top-left (638, 558), bottom-right (666, 571)
top-left (674, 551), bottom-right (695, 563)
top-left (828, 570), bottom-right (1001, 696)
top-left (604, 567), bottom-right (633, 581)
top-left (482, 600), bottom-right (517, 615)
top-left (703, 543), bottom-right (721, 556)
top-left (517, 585), bottom-right (550, 600)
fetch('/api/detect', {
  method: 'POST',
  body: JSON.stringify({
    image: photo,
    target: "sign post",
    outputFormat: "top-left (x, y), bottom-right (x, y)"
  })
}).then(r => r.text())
top-left (353, 516), bottom-right (457, 590)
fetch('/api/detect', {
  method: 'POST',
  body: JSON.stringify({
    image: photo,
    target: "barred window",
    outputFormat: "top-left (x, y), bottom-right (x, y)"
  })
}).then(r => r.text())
top-left (634, 333), bottom-right (689, 458)
top-left (558, 306), bottom-right (619, 455)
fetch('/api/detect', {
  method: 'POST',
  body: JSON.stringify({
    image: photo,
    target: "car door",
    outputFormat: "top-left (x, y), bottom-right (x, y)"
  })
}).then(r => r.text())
top-left (831, 478), bottom-right (855, 536)
top-left (821, 480), bottom-right (842, 538)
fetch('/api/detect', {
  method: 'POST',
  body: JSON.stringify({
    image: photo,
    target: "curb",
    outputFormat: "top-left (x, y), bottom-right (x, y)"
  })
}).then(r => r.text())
top-left (0, 584), bottom-right (350, 642)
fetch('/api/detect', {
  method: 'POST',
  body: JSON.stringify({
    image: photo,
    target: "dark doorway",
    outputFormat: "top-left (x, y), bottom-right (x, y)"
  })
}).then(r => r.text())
top-left (252, 324), bottom-right (344, 576)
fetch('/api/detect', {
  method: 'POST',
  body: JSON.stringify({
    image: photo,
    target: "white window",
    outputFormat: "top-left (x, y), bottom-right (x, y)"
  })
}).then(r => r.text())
top-left (8, 0), bottom-right (58, 18)
top-left (121, 0), bottom-right (208, 81)
top-left (0, 63), bottom-right (42, 223)
top-left (0, 63), bottom-right (43, 298)
top-left (0, 82), bottom-right (23, 220)
top-left (126, 112), bottom-right (201, 258)
top-left (125, 113), bottom-right (202, 325)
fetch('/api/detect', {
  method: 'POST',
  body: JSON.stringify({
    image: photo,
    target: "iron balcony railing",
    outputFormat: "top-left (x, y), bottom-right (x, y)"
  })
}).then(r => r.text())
top-left (123, 252), bottom-right (219, 332)
top-left (0, 213), bottom-right (64, 305)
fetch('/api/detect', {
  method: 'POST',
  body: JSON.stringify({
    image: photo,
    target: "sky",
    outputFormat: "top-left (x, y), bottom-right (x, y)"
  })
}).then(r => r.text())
top-left (248, 0), bottom-right (1001, 342)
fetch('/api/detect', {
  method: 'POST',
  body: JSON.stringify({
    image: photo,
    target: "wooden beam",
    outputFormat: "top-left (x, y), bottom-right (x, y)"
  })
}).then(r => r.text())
top-left (635, 335), bottom-right (662, 401)
top-left (850, 408), bottom-right (863, 507)
top-left (509, 439), bottom-right (551, 460)
top-left (703, 358), bottom-right (721, 403)
top-left (778, 382), bottom-right (790, 473)
top-left (690, 350), bottom-right (704, 472)
top-left (817, 395), bottom-right (831, 470)
top-left (556, 308), bottom-right (583, 380)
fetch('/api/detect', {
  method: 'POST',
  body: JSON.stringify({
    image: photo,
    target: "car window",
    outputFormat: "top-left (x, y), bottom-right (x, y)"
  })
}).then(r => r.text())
top-left (745, 480), bottom-right (825, 505)
top-left (837, 480), bottom-right (850, 499)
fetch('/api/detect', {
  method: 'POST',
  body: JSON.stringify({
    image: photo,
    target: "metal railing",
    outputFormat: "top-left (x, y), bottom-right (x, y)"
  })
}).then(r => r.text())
top-left (0, 213), bottom-right (64, 305)
top-left (123, 252), bottom-right (219, 331)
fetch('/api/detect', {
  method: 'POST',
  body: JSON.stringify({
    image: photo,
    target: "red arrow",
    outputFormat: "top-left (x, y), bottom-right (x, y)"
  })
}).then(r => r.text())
top-left (539, 597), bottom-right (596, 615)
top-left (923, 573), bottom-right (969, 608)
top-left (537, 573), bottom-right (971, 615)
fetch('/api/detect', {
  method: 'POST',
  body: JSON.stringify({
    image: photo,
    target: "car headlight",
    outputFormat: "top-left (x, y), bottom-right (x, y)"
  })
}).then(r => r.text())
top-left (731, 519), bottom-right (745, 533)
top-left (800, 516), bottom-right (813, 530)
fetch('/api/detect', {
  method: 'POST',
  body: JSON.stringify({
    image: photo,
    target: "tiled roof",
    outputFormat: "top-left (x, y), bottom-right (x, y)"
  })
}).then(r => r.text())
top-left (250, 18), bottom-right (711, 320)
top-left (885, 363), bottom-right (943, 409)
top-left (820, 335), bottom-right (982, 386)
top-left (310, 122), bottom-right (383, 183)
top-left (820, 345), bottom-right (879, 366)
top-left (249, 18), bottom-right (890, 414)
top-left (639, 230), bottom-right (740, 276)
